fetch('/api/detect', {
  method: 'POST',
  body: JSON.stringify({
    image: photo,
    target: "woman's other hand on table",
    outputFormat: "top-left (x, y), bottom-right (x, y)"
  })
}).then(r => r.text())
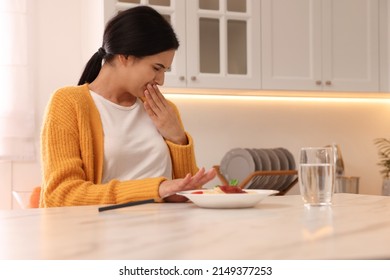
top-left (159, 167), bottom-right (217, 202)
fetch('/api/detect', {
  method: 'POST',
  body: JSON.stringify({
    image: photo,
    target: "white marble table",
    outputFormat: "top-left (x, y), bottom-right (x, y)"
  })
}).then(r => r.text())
top-left (1, 194), bottom-right (390, 260)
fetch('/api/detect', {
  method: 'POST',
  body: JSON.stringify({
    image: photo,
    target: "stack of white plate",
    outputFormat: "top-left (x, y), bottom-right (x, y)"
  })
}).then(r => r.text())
top-left (219, 147), bottom-right (296, 192)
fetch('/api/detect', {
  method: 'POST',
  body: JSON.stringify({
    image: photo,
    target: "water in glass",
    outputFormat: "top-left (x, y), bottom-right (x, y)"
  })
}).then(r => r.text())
top-left (299, 147), bottom-right (335, 206)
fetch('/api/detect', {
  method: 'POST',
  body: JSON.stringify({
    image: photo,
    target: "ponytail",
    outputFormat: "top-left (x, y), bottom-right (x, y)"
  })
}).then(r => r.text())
top-left (77, 48), bottom-right (106, 85)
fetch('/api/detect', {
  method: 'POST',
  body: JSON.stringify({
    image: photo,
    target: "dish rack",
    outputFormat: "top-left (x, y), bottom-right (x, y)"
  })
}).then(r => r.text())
top-left (213, 165), bottom-right (298, 195)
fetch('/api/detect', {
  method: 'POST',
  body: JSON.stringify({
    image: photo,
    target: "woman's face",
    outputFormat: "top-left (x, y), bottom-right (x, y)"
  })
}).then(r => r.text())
top-left (121, 49), bottom-right (175, 98)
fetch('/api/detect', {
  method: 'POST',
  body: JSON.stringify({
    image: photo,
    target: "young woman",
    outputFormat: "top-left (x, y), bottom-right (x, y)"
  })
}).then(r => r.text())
top-left (40, 6), bottom-right (216, 207)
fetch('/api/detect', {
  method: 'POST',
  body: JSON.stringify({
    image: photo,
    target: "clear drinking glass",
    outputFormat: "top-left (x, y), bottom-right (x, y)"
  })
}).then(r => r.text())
top-left (299, 147), bottom-right (335, 206)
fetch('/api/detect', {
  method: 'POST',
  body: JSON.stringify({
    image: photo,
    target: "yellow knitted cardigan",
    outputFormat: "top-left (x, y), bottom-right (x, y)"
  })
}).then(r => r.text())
top-left (40, 84), bottom-right (199, 207)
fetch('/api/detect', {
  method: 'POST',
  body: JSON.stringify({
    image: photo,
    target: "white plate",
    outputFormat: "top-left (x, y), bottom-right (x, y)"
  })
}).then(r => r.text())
top-left (220, 148), bottom-right (255, 184)
top-left (249, 149), bottom-right (264, 189)
top-left (263, 149), bottom-right (280, 189)
top-left (280, 148), bottom-right (297, 192)
top-left (281, 147), bottom-right (296, 170)
top-left (177, 189), bottom-right (279, 209)
top-left (244, 148), bottom-right (260, 189)
top-left (254, 149), bottom-right (272, 188)
top-left (272, 148), bottom-right (289, 189)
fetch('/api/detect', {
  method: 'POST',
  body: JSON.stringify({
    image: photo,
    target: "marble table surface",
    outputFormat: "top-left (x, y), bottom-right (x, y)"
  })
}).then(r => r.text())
top-left (1, 194), bottom-right (390, 260)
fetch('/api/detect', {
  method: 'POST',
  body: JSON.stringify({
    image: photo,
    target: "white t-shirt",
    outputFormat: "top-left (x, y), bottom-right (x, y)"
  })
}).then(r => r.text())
top-left (90, 91), bottom-right (172, 183)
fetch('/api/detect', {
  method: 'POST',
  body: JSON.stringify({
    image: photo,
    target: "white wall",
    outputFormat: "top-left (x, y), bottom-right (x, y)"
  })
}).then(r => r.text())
top-left (1, 0), bottom-right (389, 209)
top-left (0, 0), bottom-right (104, 209)
top-left (167, 94), bottom-right (390, 195)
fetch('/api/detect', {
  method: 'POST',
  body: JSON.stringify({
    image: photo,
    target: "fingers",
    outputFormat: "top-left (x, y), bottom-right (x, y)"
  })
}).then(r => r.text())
top-left (190, 167), bottom-right (206, 182)
top-left (179, 173), bottom-right (192, 186)
top-left (143, 85), bottom-right (187, 145)
top-left (159, 168), bottom-right (217, 199)
top-left (181, 167), bottom-right (216, 190)
top-left (144, 84), bottom-right (166, 112)
top-left (144, 91), bottom-right (159, 117)
top-left (143, 100), bottom-right (156, 119)
top-left (148, 84), bottom-right (165, 101)
top-left (143, 84), bottom-right (167, 121)
top-left (199, 168), bottom-right (217, 184)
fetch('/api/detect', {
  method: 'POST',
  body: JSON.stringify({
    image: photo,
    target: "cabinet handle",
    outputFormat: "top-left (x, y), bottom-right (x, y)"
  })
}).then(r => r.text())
top-left (179, 76), bottom-right (185, 81)
top-left (191, 76), bottom-right (197, 81)
top-left (325, 81), bottom-right (332, 86)
top-left (315, 80), bottom-right (322, 85)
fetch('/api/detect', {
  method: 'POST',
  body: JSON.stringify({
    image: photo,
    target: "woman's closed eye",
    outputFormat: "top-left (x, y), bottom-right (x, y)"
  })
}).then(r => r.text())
top-left (153, 63), bottom-right (170, 73)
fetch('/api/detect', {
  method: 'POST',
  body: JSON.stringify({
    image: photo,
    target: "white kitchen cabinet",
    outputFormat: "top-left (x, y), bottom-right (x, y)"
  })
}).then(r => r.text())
top-left (261, 0), bottom-right (379, 92)
top-left (183, 0), bottom-right (261, 89)
top-left (105, 0), bottom-right (261, 89)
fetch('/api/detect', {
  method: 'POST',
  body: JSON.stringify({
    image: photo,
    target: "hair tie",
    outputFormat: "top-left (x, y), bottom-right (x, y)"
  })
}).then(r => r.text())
top-left (97, 47), bottom-right (106, 57)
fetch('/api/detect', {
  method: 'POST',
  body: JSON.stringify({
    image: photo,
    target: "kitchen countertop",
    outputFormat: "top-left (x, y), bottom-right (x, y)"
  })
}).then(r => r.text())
top-left (1, 193), bottom-right (389, 260)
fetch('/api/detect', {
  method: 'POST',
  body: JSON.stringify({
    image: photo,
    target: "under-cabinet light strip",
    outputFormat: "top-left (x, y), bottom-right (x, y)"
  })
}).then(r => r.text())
top-left (164, 93), bottom-right (390, 104)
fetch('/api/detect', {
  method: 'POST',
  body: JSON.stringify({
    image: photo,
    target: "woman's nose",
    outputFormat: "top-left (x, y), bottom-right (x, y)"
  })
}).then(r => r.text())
top-left (154, 71), bottom-right (165, 86)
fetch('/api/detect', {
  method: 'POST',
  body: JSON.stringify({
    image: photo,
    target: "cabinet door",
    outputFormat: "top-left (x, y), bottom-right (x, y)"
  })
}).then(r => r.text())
top-left (185, 0), bottom-right (261, 89)
top-left (322, 0), bottom-right (379, 92)
top-left (261, 0), bottom-right (322, 90)
top-left (262, 0), bottom-right (379, 92)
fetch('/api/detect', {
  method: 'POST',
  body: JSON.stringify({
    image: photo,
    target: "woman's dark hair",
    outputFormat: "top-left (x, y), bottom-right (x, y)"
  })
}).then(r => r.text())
top-left (78, 6), bottom-right (179, 85)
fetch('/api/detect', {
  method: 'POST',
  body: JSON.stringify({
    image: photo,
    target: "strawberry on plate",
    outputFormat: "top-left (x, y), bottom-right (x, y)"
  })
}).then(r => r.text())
top-left (218, 185), bottom-right (246, 194)
top-left (190, 179), bottom-right (247, 194)
top-left (217, 179), bottom-right (246, 193)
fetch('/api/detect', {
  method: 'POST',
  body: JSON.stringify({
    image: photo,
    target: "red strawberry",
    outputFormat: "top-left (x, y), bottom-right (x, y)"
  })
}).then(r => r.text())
top-left (218, 185), bottom-right (246, 194)
top-left (191, 191), bottom-right (203, 194)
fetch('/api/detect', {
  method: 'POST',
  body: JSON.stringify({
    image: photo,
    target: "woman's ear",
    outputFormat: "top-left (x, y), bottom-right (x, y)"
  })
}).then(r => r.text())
top-left (117, 54), bottom-right (127, 66)
top-left (118, 54), bottom-right (135, 67)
